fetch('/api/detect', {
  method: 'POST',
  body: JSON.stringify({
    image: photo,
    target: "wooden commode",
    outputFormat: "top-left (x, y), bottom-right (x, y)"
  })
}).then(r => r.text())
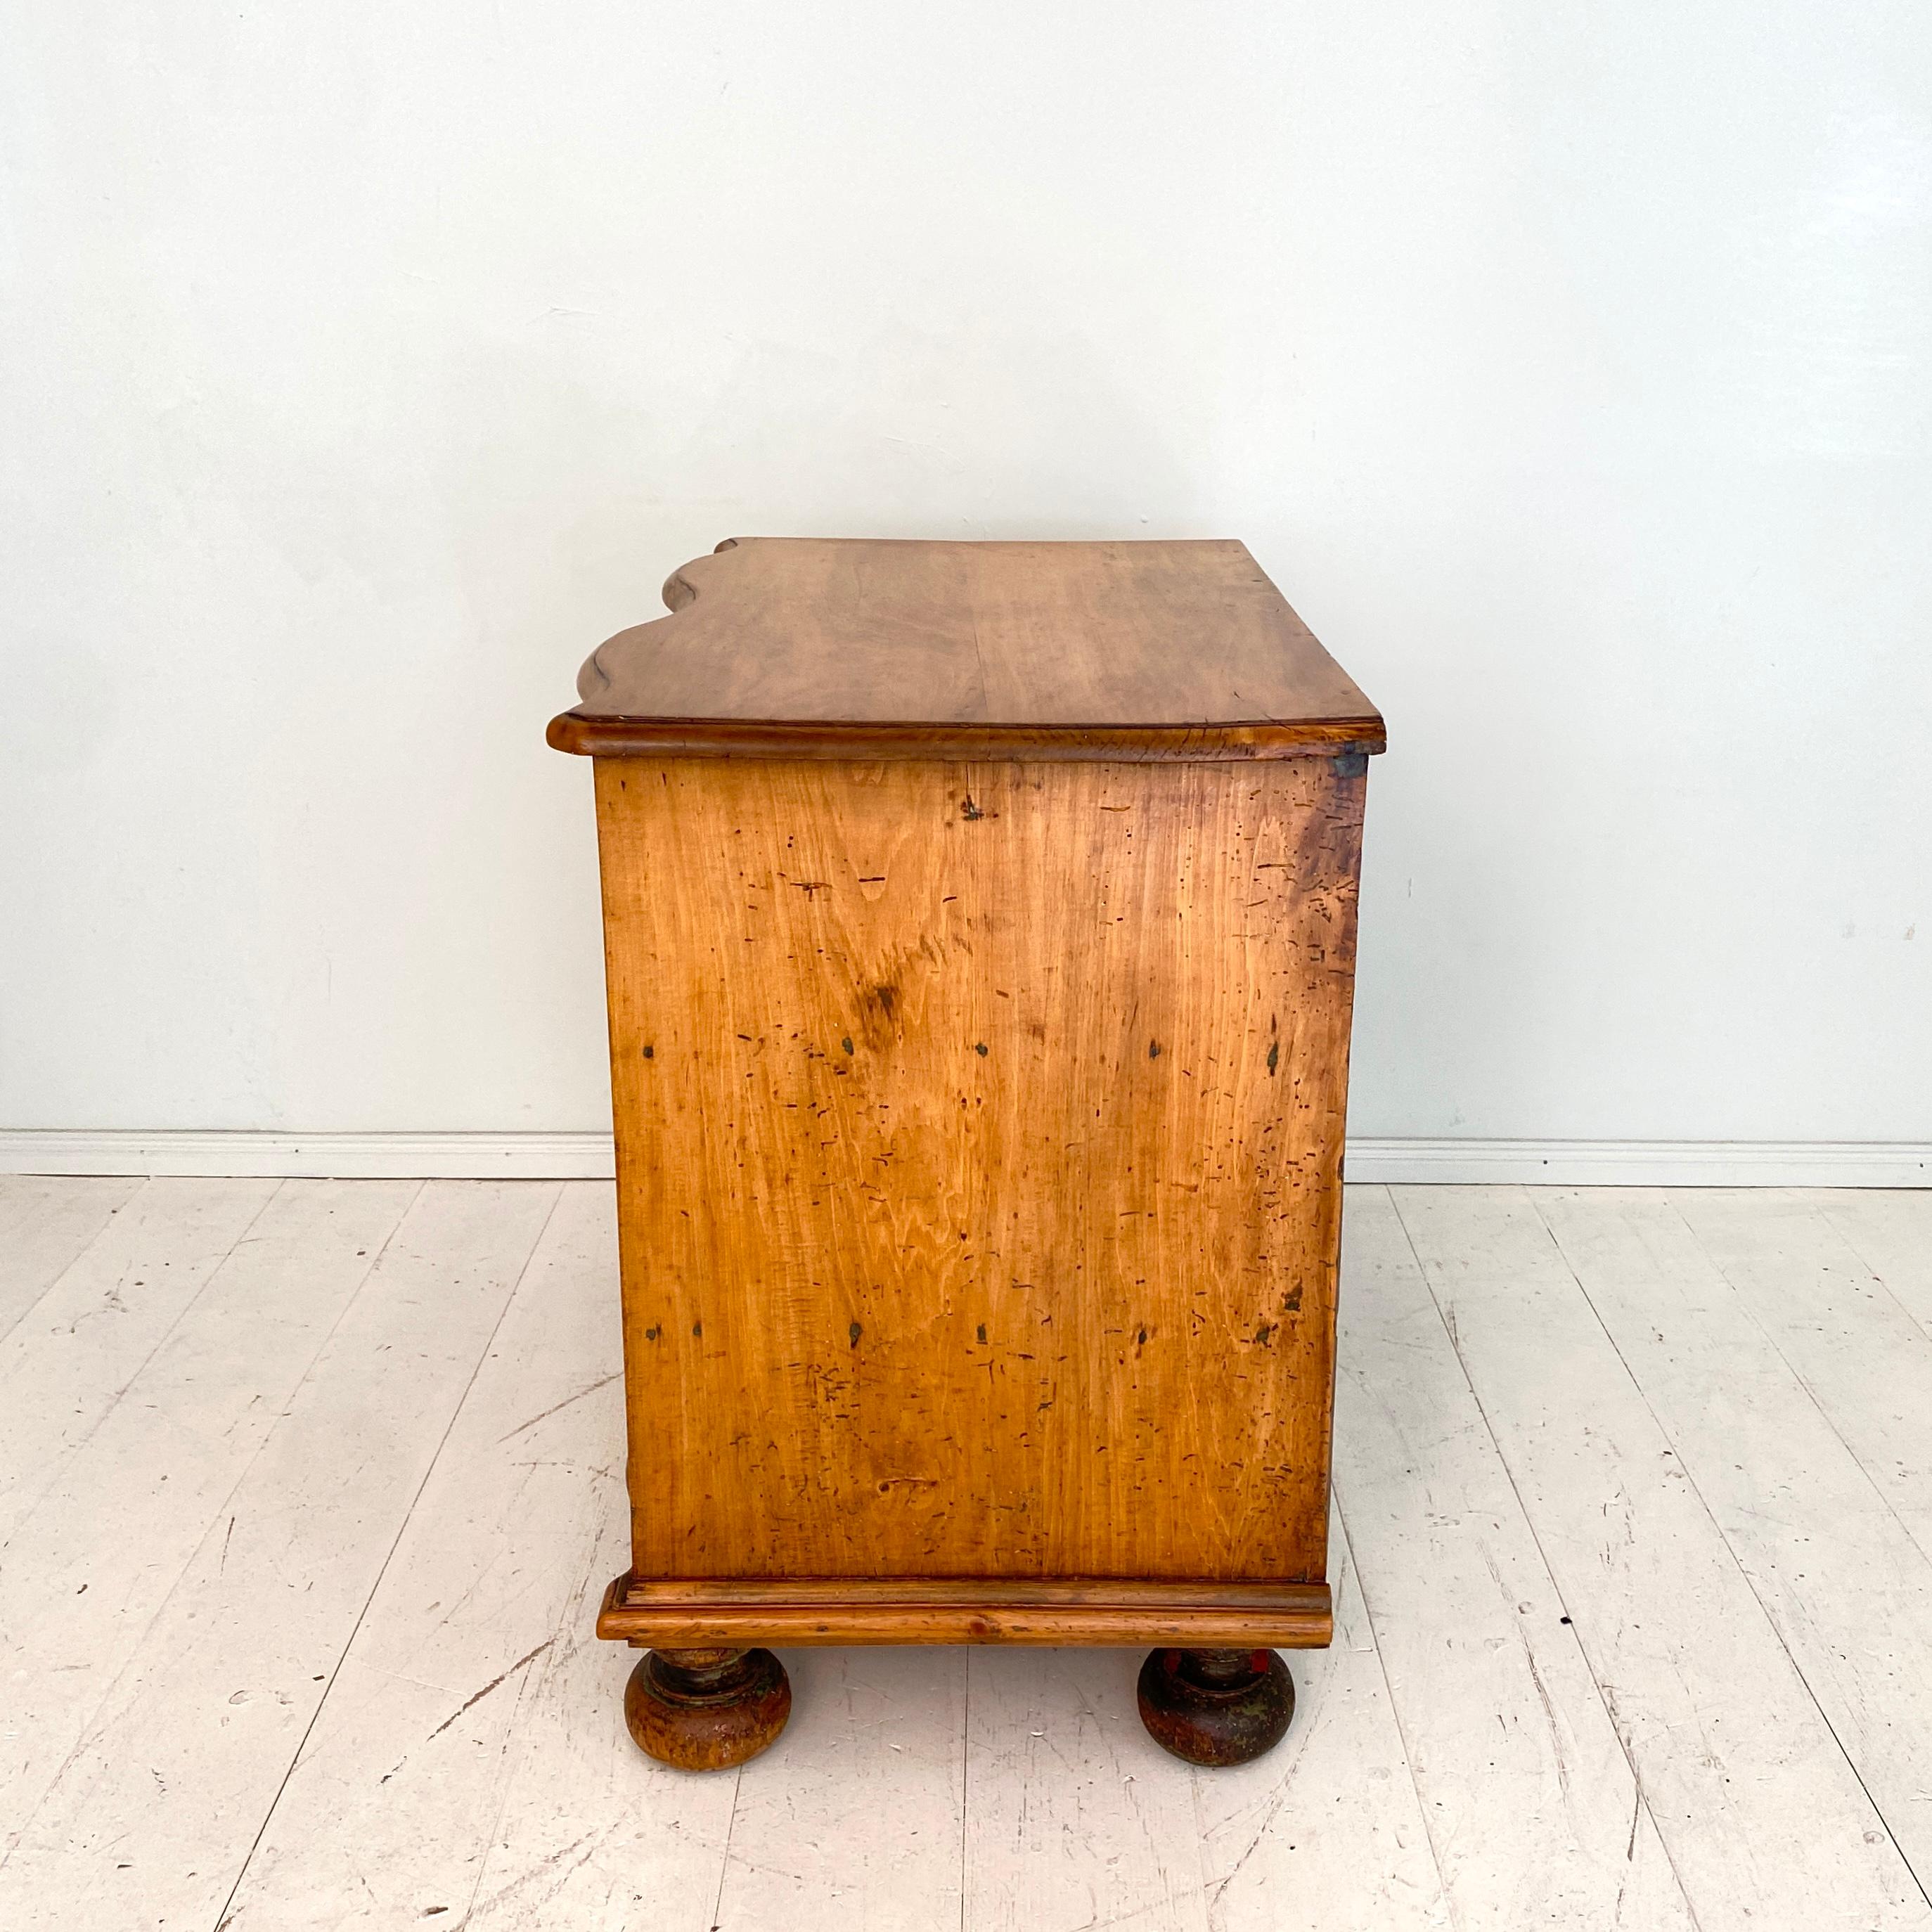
top-left (549, 536), bottom-right (1384, 1769)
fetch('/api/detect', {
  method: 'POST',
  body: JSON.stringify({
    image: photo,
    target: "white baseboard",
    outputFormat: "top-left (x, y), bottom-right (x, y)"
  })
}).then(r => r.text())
top-left (1340, 1138), bottom-right (1931, 1187)
top-left (0, 1132), bottom-right (619, 1180)
top-left (0, 1131), bottom-right (1926, 1187)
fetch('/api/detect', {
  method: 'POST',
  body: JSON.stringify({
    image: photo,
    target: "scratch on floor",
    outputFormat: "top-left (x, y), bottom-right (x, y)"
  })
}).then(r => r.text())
top-left (494, 1374), bottom-right (622, 1445)
top-left (423, 1640), bottom-right (558, 1747)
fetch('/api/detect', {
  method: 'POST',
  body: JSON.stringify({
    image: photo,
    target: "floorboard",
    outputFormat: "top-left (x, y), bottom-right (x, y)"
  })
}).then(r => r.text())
top-left (2, 1178), bottom-right (1928, 1928)
top-left (719, 1646), bottom-right (967, 1931)
top-left (0, 1176), bottom-right (278, 1547)
top-left (0, 1180), bottom-right (420, 1848)
top-left (1535, 1186), bottom-right (1932, 1902)
top-left (1391, 1184), bottom-right (1932, 1931)
top-left (0, 1175), bottom-right (143, 1346)
top-left (460, 1509), bottom-right (735, 1931)
top-left (1194, 1505), bottom-right (1451, 1932)
top-left (1673, 1190), bottom-right (1932, 1554)
top-left (0, 1181), bottom-right (560, 1929)
top-left (964, 1644), bottom-right (1204, 1932)
top-left (1334, 1188), bottom-right (1695, 1928)
top-left (1812, 1189), bottom-right (1932, 1338)
top-left (214, 1181), bottom-right (619, 1929)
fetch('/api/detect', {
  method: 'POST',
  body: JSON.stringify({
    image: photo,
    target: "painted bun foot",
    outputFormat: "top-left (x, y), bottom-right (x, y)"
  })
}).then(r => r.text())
top-left (623, 1647), bottom-right (791, 1770)
top-left (1137, 1647), bottom-right (1294, 1766)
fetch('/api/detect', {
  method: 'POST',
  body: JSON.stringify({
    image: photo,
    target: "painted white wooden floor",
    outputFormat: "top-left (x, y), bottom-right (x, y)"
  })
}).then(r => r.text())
top-left (1, 1180), bottom-right (1929, 1929)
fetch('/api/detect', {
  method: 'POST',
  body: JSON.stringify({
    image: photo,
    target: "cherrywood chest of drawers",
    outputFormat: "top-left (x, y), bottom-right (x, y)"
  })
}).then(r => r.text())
top-left (550, 536), bottom-right (1383, 1768)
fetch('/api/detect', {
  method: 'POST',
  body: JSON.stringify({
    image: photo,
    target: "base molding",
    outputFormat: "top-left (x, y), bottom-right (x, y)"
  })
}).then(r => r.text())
top-left (1, 1130), bottom-right (1926, 1187)
top-left (595, 1574), bottom-right (1335, 1648)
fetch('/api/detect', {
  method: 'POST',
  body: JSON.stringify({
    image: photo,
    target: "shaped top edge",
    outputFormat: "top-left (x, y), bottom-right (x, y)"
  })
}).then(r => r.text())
top-left (549, 537), bottom-right (1384, 761)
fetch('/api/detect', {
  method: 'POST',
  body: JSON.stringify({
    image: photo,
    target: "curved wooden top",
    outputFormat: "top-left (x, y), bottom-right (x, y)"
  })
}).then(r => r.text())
top-left (548, 537), bottom-right (1384, 761)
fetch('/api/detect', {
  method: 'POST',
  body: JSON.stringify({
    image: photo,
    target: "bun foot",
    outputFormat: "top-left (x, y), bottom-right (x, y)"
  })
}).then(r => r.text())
top-left (623, 1647), bottom-right (791, 1770)
top-left (1137, 1647), bottom-right (1294, 1766)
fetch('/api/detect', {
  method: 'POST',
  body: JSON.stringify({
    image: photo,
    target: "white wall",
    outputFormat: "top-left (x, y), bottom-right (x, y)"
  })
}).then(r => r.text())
top-left (4, 1), bottom-right (1928, 1150)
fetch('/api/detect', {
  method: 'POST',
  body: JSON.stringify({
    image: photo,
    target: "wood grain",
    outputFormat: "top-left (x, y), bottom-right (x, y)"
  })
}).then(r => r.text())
top-left (549, 538), bottom-right (1384, 761)
top-left (593, 754), bottom-right (1365, 1631)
